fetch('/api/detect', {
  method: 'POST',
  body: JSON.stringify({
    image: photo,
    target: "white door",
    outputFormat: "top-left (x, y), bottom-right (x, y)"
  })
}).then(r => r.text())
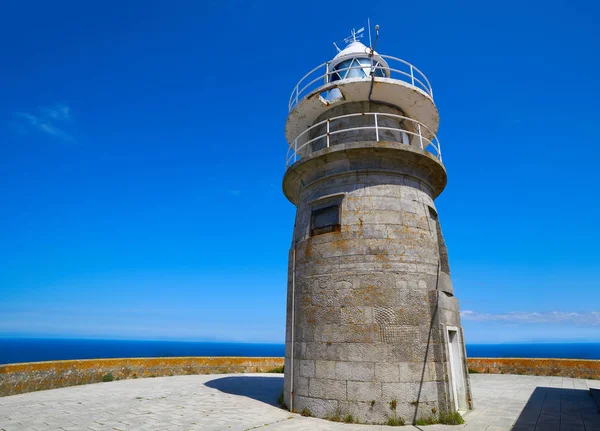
top-left (448, 329), bottom-right (468, 411)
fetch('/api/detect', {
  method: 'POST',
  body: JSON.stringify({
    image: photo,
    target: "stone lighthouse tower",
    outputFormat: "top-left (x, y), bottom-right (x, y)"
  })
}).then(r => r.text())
top-left (282, 27), bottom-right (472, 424)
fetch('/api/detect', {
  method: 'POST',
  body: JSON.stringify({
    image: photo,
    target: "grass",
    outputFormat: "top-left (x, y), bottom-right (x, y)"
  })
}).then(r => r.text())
top-left (386, 416), bottom-right (405, 426)
top-left (326, 408), bottom-right (342, 422)
top-left (300, 408), bottom-right (312, 417)
top-left (343, 414), bottom-right (354, 423)
top-left (415, 411), bottom-right (465, 426)
top-left (267, 365), bottom-right (284, 373)
top-left (415, 416), bottom-right (437, 426)
top-left (277, 391), bottom-right (287, 409)
top-left (468, 368), bottom-right (479, 374)
top-left (101, 372), bottom-right (114, 382)
top-left (386, 399), bottom-right (404, 426)
top-left (439, 411), bottom-right (465, 425)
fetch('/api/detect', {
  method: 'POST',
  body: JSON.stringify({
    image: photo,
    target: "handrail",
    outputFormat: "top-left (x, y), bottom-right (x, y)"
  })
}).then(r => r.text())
top-left (288, 55), bottom-right (434, 111)
top-left (285, 112), bottom-right (442, 168)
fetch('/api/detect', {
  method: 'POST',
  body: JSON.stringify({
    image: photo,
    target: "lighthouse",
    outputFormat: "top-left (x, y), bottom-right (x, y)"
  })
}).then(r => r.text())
top-left (282, 27), bottom-right (472, 424)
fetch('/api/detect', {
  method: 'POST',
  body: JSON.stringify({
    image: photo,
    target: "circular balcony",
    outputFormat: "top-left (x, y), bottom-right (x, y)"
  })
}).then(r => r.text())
top-left (285, 112), bottom-right (442, 168)
top-left (285, 56), bottom-right (439, 145)
top-left (288, 55), bottom-right (433, 111)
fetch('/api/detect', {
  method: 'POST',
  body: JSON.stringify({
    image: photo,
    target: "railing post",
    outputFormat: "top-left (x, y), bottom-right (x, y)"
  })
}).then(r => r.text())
top-left (410, 65), bottom-right (415, 86)
top-left (326, 120), bottom-right (330, 148)
top-left (417, 124), bottom-right (424, 150)
top-left (374, 113), bottom-right (379, 142)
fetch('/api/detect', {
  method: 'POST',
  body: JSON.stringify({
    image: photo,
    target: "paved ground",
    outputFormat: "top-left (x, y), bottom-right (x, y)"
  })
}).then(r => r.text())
top-left (0, 373), bottom-right (599, 430)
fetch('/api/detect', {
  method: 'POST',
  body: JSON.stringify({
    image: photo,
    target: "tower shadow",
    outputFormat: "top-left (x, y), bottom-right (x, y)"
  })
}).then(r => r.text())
top-left (204, 376), bottom-right (284, 406)
top-left (512, 387), bottom-right (600, 431)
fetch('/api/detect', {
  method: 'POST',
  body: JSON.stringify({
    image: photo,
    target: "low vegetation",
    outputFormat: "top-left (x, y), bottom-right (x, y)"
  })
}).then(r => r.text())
top-left (325, 408), bottom-right (342, 422)
top-left (415, 411), bottom-right (465, 426)
top-left (300, 408), bottom-right (312, 417)
top-left (267, 365), bottom-right (284, 373)
top-left (343, 414), bottom-right (355, 423)
top-left (101, 372), bottom-right (114, 382)
top-left (386, 399), bottom-right (405, 425)
top-left (415, 415), bottom-right (437, 426)
top-left (439, 411), bottom-right (465, 425)
top-left (386, 416), bottom-right (406, 426)
top-left (277, 391), bottom-right (287, 409)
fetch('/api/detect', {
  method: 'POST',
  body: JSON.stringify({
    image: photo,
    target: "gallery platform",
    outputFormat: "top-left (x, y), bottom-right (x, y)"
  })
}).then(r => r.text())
top-left (0, 373), bottom-right (599, 430)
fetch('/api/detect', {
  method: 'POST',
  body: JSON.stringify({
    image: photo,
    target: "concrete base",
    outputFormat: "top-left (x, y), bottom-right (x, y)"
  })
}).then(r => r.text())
top-left (1, 373), bottom-right (599, 430)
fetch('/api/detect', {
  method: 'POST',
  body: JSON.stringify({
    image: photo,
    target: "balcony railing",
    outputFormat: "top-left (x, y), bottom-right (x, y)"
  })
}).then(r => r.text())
top-left (288, 55), bottom-right (433, 111)
top-left (285, 112), bottom-right (442, 168)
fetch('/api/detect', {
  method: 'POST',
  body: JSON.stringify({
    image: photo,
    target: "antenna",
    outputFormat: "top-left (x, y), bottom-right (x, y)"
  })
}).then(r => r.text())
top-left (344, 27), bottom-right (364, 44)
top-left (368, 18), bottom-right (372, 48)
top-left (333, 42), bottom-right (342, 53)
top-left (373, 24), bottom-right (380, 51)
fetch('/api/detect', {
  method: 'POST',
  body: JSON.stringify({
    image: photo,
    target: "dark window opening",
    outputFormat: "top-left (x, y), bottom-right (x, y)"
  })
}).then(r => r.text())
top-left (428, 206), bottom-right (438, 220)
top-left (311, 204), bottom-right (341, 236)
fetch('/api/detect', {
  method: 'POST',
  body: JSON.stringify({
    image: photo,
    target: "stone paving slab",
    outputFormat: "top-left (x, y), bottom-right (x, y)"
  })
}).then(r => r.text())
top-left (0, 373), bottom-right (599, 430)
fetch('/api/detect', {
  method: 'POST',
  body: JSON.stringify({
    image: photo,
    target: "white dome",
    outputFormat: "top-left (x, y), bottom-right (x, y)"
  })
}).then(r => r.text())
top-left (330, 40), bottom-right (388, 70)
top-left (333, 41), bottom-right (371, 60)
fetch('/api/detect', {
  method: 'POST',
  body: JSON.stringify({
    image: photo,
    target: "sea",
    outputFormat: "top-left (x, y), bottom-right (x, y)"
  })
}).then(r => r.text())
top-left (1, 339), bottom-right (600, 365)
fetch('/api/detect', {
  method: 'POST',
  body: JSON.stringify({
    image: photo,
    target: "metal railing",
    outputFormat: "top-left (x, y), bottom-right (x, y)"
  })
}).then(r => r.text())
top-left (288, 55), bottom-right (433, 111)
top-left (285, 112), bottom-right (442, 168)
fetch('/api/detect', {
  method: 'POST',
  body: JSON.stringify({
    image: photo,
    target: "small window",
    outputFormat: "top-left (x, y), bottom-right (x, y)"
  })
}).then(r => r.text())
top-left (428, 206), bottom-right (438, 220)
top-left (311, 204), bottom-right (340, 236)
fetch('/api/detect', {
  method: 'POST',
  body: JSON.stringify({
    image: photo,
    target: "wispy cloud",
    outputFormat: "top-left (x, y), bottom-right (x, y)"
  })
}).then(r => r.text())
top-left (229, 190), bottom-right (241, 196)
top-left (13, 103), bottom-right (75, 142)
top-left (461, 310), bottom-right (600, 325)
top-left (40, 103), bottom-right (72, 122)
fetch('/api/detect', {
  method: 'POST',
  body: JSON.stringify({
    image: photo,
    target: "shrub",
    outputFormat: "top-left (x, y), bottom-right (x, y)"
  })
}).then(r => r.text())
top-left (267, 365), bottom-right (284, 373)
top-left (102, 372), bottom-right (114, 382)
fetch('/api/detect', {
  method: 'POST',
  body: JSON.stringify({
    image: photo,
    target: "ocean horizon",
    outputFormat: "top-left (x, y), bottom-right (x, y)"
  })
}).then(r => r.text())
top-left (1, 338), bottom-right (599, 365)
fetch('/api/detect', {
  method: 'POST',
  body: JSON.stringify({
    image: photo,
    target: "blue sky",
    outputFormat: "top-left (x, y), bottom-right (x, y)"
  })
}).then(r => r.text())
top-left (1, 0), bottom-right (599, 344)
